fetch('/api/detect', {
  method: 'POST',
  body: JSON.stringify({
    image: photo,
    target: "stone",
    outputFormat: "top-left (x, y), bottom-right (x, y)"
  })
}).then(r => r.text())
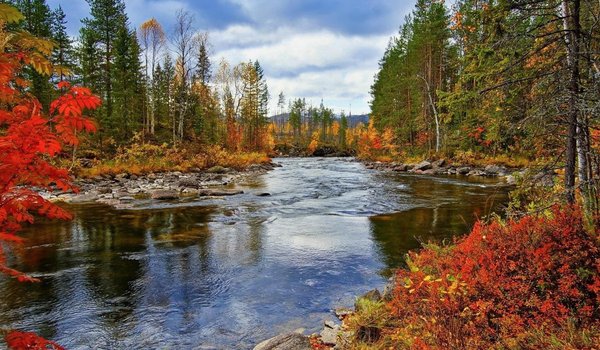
top-left (467, 169), bottom-right (486, 177)
top-left (257, 192), bottom-right (271, 197)
top-left (206, 166), bottom-right (229, 174)
top-left (484, 164), bottom-right (505, 175)
top-left (457, 167), bottom-right (471, 175)
top-left (324, 320), bottom-right (337, 329)
top-left (198, 189), bottom-right (243, 197)
top-left (69, 193), bottom-right (99, 204)
top-left (334, 308), bottom-right (353, 320)
top-left (506, 175), bottom-right (517, 185)
top-left (253, 333), bottom-right (311, 350)
top-left (320, 325), bottom-right (339, 346)
top-left (115, 173), bottom-right (129, 179)
top-left (119, 196), bottom-right (135, 202)
top-left (413, 161), bottom-right (432, 171)
top-left (97, 187), bottom-right (112, 194)
top-left (150, 189), bottom-right (179, 200)
top-left (181, 188), bottom-right (199, 196)
top-left (432, 159), bottom-right (446, 168)
top-left (393, 164), bottom-right (408, 172)
top-left (178, 178), bottom-right (198, 188)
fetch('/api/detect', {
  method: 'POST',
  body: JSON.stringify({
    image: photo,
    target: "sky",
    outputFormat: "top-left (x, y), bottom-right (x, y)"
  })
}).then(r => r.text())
top-left (47, 0), bottom-right (417, 115)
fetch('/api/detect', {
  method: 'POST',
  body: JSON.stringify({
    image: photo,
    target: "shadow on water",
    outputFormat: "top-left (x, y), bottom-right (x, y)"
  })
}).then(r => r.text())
top-left (0, 158), bottom-right (510, 349)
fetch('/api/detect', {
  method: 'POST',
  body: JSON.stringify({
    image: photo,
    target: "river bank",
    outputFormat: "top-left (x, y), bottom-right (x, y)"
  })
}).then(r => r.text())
top-left (39, 162), bottom-right (281, 209)
top-left (362, 158), bottom-right (558, 187)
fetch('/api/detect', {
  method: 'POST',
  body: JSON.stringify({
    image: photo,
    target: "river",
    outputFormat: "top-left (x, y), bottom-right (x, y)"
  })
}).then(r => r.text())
top-left (0, 158), bottom-right (509, 349)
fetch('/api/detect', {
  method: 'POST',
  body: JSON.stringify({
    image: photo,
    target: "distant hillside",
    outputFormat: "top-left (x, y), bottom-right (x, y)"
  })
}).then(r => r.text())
top-left (269, 113), bottom-right (369, 128)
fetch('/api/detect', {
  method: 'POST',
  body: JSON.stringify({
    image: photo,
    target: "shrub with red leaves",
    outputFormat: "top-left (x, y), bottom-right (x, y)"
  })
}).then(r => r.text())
top-left (4, 331), bottom-right (64, 350)
top-left (387, 206), bottom-right (600, 349)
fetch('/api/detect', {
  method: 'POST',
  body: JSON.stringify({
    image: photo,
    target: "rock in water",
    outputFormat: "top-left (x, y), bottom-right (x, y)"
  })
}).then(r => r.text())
top-left (150, 189), bottom-right (179, 200)
top-left (198, 189), bottom-right (243, 197)
top-left (253, 333), bottom-right (311, 350)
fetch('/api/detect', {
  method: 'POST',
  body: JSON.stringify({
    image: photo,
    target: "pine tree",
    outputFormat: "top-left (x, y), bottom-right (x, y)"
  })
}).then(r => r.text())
top-left (113, 25), bottom-right (145, 140)
top-left (79, 0), bottom-right (128, 148)
top-left (50, 5), bottom-right (74, 83)
top-left (13, 0), bottom-right (53, 109)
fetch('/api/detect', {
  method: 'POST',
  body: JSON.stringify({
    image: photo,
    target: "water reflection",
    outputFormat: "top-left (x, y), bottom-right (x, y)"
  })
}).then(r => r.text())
top-left (369, 173), bottom-right (508, 272)
top-left (0, 158), bottom-right (509, 349)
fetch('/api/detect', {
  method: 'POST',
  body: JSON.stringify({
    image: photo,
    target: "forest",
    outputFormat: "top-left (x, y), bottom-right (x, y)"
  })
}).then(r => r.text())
top-left (0, 0), bottom-right (599, 349)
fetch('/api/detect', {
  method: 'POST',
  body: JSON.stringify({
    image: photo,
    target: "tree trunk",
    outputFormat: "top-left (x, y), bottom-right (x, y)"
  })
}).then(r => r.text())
top-left (562, 0), bottom-right (580, 205)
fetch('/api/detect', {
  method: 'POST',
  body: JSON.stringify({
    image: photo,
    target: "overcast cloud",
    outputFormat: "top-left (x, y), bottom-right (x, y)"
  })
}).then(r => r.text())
top-left (48, 0), bottom-right (416, 114)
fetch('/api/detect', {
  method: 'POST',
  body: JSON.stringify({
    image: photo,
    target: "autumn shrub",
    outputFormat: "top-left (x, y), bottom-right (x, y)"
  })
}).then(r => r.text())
top-left (78, 142), bottom-right (271, 178)
top-left (357, 206), bottom-right (600, 349)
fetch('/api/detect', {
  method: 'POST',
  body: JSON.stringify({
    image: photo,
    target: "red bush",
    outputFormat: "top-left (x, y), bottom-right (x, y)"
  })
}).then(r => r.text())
top-left (4, 331), bottom-right (64, 350)
top-left (388, 206), bottom-right (600, 348)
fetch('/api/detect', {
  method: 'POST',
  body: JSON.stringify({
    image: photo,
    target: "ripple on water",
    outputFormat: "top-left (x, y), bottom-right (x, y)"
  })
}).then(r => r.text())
top-left (0, 157), bottom-right (510, 350)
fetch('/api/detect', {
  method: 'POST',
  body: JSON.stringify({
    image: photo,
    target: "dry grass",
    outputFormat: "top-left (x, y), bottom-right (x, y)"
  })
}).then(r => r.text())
top-left (75, 144), bottom-right (271, 178)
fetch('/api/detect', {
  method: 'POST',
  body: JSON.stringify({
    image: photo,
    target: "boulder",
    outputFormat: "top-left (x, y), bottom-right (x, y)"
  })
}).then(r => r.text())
top-left (320, 323), bottom-right (340, 346)
top-left (393, 164), bottom-right (408, 172)
top-left (150, 189), bottom-right (179, 200)
top-left (413, 161), bottom-right (432, 171)
top-left (432, 159), bottom-right (446, 168)
top-left (178, 178), bottom-right (198, 188)
top-left (457, 167), bottom-right (471, 175)
top-left (484, 164), bottom-right (506, 176)
top-left (253, 333), bottom-right (311, 350)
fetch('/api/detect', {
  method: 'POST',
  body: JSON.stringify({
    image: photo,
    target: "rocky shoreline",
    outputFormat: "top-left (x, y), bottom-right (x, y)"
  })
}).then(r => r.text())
top-left (253, 286), bottom-right (392, 350)
top-left (363, 159), bottom-right (557, 187)
top-left (39, 162), bottom-right (281, 209)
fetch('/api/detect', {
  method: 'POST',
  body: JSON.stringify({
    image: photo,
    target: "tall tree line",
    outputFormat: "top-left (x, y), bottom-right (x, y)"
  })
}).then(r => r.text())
top-left (5, 0), bottom-right (272, 153)
top-left (370, 0), bottom-right (600, 211)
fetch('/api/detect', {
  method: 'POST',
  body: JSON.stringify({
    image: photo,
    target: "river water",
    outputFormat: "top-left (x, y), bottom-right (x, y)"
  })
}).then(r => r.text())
top-left (0, 158), bottom-right (509, 349)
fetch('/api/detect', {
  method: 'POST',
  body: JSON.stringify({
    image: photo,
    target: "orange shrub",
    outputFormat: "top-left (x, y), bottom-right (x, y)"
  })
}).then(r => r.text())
top-left (386, 206), bottom-right (600, 349)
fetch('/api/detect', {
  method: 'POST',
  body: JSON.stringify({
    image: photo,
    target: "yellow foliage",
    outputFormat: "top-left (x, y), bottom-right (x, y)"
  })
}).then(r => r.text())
top-left (78, 143), bottom-right (271, 178)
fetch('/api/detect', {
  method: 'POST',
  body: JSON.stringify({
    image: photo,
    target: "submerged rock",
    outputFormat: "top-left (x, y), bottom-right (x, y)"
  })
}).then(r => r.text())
top-left (198, 189), bottom-right (244, 197)
top-left (253, 333), bottom-right (311, 350)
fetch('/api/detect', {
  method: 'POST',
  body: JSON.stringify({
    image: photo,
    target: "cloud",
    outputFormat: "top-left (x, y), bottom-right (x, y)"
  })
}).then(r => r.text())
top-left (212, 25), bottom-right (390, 114)
top-left (46, 0), bottom-right (416, 115)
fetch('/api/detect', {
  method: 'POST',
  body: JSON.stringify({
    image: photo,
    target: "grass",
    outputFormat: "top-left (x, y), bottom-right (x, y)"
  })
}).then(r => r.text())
top-left (72, 144), bottom-right (271, 178)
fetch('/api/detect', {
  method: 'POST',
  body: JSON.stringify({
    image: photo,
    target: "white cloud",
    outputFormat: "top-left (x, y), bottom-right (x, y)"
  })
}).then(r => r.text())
top-left (212, 25), bottom-right (389, 114)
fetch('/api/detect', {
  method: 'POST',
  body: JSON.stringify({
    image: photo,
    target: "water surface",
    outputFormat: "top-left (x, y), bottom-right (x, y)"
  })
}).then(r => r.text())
top-left (0, 158), bottom-right (509, 349)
